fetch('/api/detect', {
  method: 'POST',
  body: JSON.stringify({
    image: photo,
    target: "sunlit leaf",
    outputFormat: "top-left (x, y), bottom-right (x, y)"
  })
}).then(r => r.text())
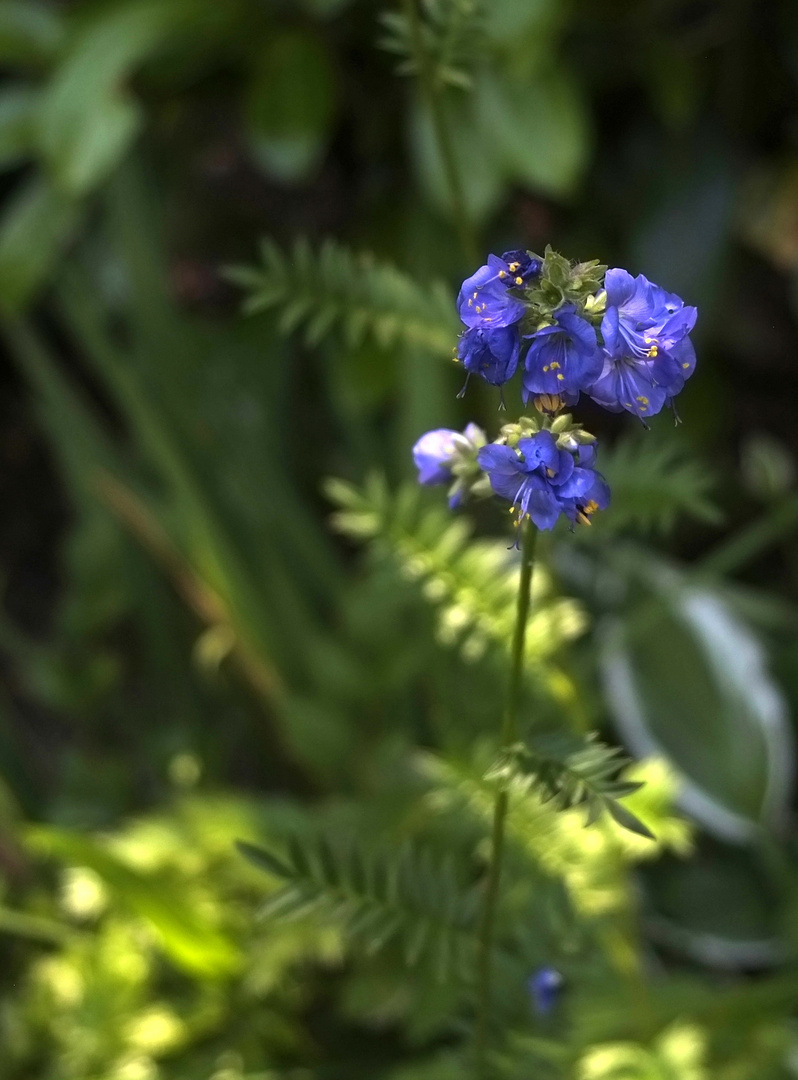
top-left (27, 826), bottom-right (241, 977)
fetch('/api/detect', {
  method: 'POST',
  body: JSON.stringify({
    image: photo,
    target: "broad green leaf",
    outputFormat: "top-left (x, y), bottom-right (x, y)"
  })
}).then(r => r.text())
top-left (476, 67), bottom-right (590, 198)
top-left (644, 844), bottom-right (782, 970)
top-left (37, 2), bottom-right (186, 194)
top-left (244, 29), bottom-right (338, 183)
top-left (0, 84), bottom-right (37, 170)
top-left (27, 826), bottom-right (241, 977)
top-left (0, 176), bottom-right (82, 313)
top-left (601, 572), bottom-right (793, 841)
top-left (0, 0), bottom-right (63, 68)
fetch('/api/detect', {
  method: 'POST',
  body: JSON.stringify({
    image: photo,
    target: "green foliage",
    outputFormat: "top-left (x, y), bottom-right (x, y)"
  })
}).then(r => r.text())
top-left (0, 177), bottom-right (82, 313)
top-left (379, 0), bottom-right (484, 91)
top-left (486, 734), bottom-right (655, 840)
top-left (227, 237), bottom-right (459, 355)
top-left (244, 29), bottom-right (339, 183)
top-left (595, 436), bottom-right (721, 535)
top-left (521, 245), bottom-right (607, 331)
top-left (239, 835), bottom-right (482, 982)
top-left (326, 473), bottom-right (586, 665)
top-left (27, 825), bottom-right (240, 977)
top-left (1, 0), bottom-right (798, 1077)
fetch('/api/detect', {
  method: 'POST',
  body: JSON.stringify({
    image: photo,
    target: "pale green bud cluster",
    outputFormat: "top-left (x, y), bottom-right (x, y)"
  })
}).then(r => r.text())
top-left (447, 424), bottom-right (493, 506)
top-left (496, 409), bottom-right (597, 453)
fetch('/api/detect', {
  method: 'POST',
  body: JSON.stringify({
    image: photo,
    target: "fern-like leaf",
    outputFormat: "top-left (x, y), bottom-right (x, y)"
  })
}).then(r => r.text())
top-left (225, 238), bottom-right (459, 357)
top-left (597, 436), bottom-right (721, 535)
top-left (325, 474), bottom-right (586, 665)
top-left (486, 733), bottom-right (655, 840)
top-left (379, 0), bottom-right (484, 91)
top-left (238, 836), bottom-right (482, 983)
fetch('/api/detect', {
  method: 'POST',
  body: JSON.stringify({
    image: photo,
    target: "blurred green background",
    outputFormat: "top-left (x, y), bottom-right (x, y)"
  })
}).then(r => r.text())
top-left (2, 0), bottom-right (798, 1077)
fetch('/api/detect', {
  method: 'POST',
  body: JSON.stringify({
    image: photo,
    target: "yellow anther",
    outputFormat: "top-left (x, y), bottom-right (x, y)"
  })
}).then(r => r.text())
top-left (636, 395), bottom-right (649, 405)
top-left (549, 361), bottom-right (561, 370)
top-left (542, 365), bottom-right (549, 373)
top-left (647, 344), bottom-right (659, 357)
top-left (535, 394), bottom-right (564, 414)
top-left (498, 270), bottom-right (506, 278)
top-left (576, 499), bottom-right (600, 527)
top-left (508, 261), bottom-right (520, 273)
top-left (468, 298), bottom-right (473, 306)
top-left (515, 276), bottom-right (523, 285)
top-left (557, 373), bottom-right (565, 381)
top-left (682, 362), bottom-right (690, 369)
top-left (546, 468), bottom-right (555, 478)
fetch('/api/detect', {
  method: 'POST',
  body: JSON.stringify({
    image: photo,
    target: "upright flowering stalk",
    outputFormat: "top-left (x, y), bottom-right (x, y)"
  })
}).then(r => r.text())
top-left (414, 245), bottom-right (697, 1075)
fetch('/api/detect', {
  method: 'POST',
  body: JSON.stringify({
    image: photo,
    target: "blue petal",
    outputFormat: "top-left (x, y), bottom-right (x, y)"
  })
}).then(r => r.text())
top-left (517, 431), bottom-right (558, 471)
top-left (477, 444), bottom-right (525, 502)
top-left (519, 477), bottom-right (562, 530)
top-left (589, 357), bottom-right (667, 418)
top-left (413, 428), bottom-right (457, 485)
top-left (556, 465), bottom-right (596, 500)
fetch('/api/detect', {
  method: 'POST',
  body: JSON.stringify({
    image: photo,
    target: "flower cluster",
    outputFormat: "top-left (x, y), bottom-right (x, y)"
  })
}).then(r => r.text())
top-left (478, 430), bottom-right (609, 532)
top-left (455, 246), bottom-right (696, 422)
top-left (413, 412), bottom-right (609, 533)
top-left (412, 246), bottom-right (697, 534)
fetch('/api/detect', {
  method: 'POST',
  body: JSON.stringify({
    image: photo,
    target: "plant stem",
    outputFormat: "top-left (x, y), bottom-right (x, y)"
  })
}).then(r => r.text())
top-left (400, 0), bottom-right (478, 265)
top-left (474, 518), bottom-right (538, 1074)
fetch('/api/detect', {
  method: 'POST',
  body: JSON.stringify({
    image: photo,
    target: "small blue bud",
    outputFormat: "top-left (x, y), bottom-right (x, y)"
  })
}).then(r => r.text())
top-left (528, 967), bottom-right (564, 1016)
top-left (500, 250), bottom-right (540, 283)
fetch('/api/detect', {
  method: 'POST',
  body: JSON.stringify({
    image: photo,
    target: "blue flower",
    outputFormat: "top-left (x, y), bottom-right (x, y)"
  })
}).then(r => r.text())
top-left (522, 307), bottom-right (602, 402)
top-left (528, 968), bottom-right (564, 1017)
top-left (457, 254), bottom-right (529, 330)
top-left (588, 269), bottom-right (697, 419)
top-left (476, 430), bottom-right (609, 531)
top-left (457, 325), bottom-right (521, 391)
top-left (412, 423), bottom-right (487, 508)
top-left (413, 428), bottom-right (461, 485)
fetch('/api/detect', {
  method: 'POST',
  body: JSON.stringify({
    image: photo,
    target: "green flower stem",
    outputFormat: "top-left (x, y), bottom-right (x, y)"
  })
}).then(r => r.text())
top-left (399, 0), bottom-right (478, 265)
top-left (474, 517), bottom-right (538, 1074)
